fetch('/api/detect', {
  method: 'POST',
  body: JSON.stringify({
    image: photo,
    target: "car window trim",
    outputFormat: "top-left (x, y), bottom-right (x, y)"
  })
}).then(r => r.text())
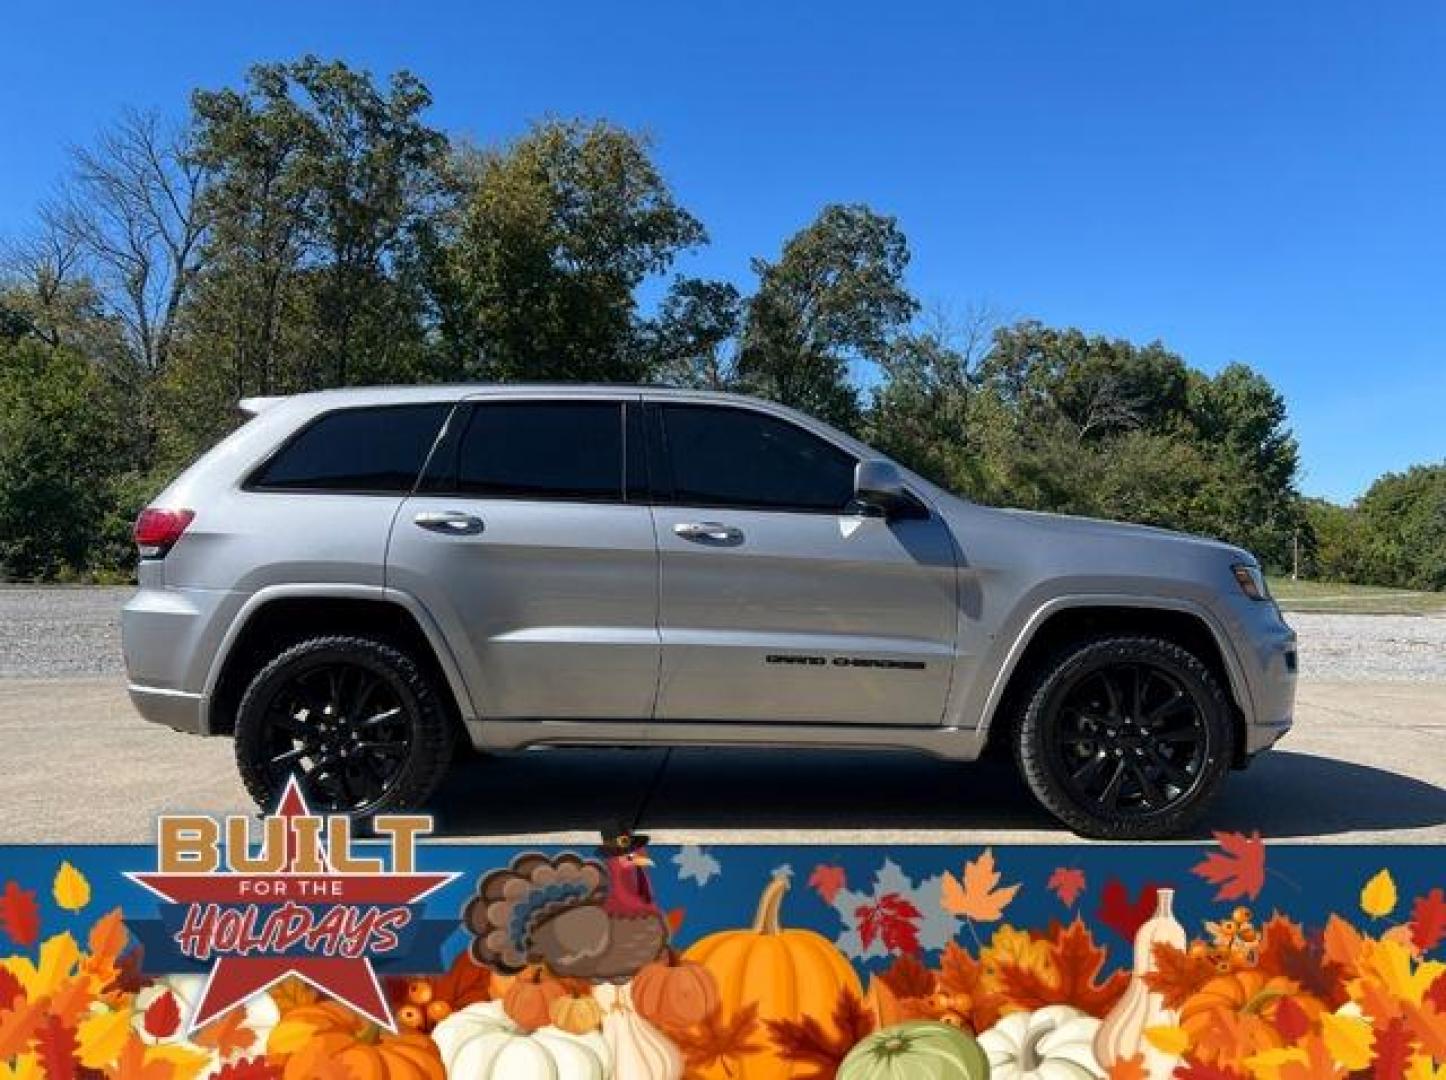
top-left (242, 402), bottom-right (459, 497)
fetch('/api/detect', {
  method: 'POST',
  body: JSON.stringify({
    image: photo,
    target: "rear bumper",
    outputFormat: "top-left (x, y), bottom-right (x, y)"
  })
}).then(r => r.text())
top-left (127, 684), bottom-right (208, 735)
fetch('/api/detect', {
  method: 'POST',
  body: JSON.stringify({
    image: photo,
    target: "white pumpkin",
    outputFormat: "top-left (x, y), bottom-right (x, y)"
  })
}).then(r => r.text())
top-left (132, 975), bottom-right (279, 1078)
top-left (432, 1000), bottom-right (612, 1080)
top-left (979, 1005), bottom-right (1106, 1080)
top-left (593, 984), bottom-right (683, 1080)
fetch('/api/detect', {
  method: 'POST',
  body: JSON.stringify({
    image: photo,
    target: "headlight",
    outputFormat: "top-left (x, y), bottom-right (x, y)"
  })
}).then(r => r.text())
top-left (1231, 563), bottom-right (1270, 601)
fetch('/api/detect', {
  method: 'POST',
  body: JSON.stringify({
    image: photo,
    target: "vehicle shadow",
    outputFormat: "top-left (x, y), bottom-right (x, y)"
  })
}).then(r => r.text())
top-left (428, 746), bottom-right (1446, 841)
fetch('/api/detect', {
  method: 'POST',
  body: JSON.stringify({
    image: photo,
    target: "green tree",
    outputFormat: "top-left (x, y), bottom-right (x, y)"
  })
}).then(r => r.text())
top-left (188, 57), bottom-right (444, 396)
top-left (426, 120), bottom-right (705, 382)
top-left (0, 340), bottom-right (128, 579)
top-left (738, 204), bottom-right (917, 429)
top-left (647, 276), bottom-right (742, 388)
top-left (1356, 463), bottom-right (1446, 590)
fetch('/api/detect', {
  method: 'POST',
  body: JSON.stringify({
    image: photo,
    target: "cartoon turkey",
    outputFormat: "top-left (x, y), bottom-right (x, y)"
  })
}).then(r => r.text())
top-left (463, 829), bottom-right (669, 983)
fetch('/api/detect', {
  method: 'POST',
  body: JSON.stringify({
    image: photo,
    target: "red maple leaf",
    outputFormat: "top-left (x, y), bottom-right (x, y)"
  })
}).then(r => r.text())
top-left (1174, 1064), bottom-right (1250, 1080)
top-left (142, 991), bottom-right (182, 1040)
top-left (1427, 973), bottom-right (1446, 1013)
top-left (879, 953), bottom-right (936, 999)
top-left (1410, 889), bottom-right (1446, 954)
top-left (855, 893), bottom-right (923, 955)
top-left (32, 1015), bottom-right (79, 1080)
top-left (0, 966), bottom-right (22, 1009)
top-left (809, 865), bottom-right (848, 905)
top-left (1096, 880), bottom-right (1160, 943)
top-left (0, 882), bottom-right (40, 947)
top-left (212, 1058), bottom-right (285, 1080)
top-left (1048, 867), bottom-right (1087, 907)
top-left (1191, 831), bottom-right (1266, 901)
top-left (1372, 1017), bottom-right (1416, 1080)
top-left (1273, 995), bottom-right (1314, 1042)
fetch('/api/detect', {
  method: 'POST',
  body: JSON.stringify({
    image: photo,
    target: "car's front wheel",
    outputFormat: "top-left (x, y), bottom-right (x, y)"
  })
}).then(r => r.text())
top-left (1013, 635), bottom-right (1235, 839)
top-left (234, 635), bottom-right (454, 815)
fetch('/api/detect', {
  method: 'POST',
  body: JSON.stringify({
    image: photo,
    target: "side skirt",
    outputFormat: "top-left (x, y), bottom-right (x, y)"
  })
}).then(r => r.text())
top-left (463, 718), bottom-right (987, 762)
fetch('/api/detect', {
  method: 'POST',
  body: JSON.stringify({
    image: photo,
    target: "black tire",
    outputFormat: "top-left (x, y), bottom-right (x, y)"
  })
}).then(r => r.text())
top-left (1012, 635), bottom-right (1235, 840)
top-left (235, 635), bottom-right (454, 816)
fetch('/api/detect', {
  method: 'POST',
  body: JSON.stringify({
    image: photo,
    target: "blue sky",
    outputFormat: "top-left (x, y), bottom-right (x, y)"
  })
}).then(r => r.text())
top-left (3, 2), bottom-right (1442, 502)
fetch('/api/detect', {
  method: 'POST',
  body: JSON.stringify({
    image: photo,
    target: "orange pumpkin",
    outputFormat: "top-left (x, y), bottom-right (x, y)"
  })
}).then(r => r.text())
top-left (632, 950), bottom-right (721, 1028)
top-left (684, 870), bottom-right (864, 1079)
top-left (503, 967), bottom-right (570, 1032)
top-left (268, 1001), bottom-right (444, 1080)
top-left (549, 990), bottom-right (605, 1034)
top-left (1178, 972), bottom-right (1321, 1065)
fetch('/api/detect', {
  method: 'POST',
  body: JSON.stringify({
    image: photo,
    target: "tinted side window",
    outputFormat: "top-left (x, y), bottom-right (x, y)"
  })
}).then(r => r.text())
top-left (441, 401), bottom-right (625, 502)
top-left (251, 404), bottom-right (451, 493)
top-left (660, 405), bottom-right (856, 512)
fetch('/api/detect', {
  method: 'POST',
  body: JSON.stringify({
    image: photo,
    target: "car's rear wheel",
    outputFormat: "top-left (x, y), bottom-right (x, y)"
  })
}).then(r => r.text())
top-left (235, 635), bottom-right (453, 815)
top-left (1013, 635), bottom-right (1234, 839)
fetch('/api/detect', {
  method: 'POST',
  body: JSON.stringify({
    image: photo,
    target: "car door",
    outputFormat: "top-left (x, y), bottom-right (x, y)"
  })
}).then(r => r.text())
top-left (649, 401), bottom-right (959, 726)
top-left (387, 395), bottom-right (660, 720)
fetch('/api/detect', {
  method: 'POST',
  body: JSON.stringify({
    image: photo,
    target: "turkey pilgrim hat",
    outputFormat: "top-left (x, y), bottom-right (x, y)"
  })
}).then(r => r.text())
top-left (597, 825), bottom-right (652, 861)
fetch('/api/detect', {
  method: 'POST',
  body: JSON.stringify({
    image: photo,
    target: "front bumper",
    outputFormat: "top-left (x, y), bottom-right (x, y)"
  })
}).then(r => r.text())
top-left (128, 684), bottom-right (207, 735)
top-left (1233, 599), bottom-right (1298, 758)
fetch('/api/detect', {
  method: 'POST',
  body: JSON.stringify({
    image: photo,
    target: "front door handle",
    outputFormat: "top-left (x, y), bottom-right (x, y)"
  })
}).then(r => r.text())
top-left (673, 521), bottom-right (744, 544)
top-left (413, 510), bottom-right (485, 536)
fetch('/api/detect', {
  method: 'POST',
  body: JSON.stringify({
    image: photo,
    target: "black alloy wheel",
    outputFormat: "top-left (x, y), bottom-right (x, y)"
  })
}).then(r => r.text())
top-left (1045, 661), bottom-right (1209, 816)
top-left (1014, 635), bottom-right (1235, 839)
top-left (235, 635), bottom-right (454, 815)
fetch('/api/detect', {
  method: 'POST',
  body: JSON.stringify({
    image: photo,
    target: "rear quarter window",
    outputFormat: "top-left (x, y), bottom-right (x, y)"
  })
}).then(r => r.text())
top-left (249, 403), bottom-right (452, 493)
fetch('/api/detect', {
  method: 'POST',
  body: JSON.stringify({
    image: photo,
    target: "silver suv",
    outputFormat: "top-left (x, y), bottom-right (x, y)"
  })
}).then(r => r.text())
top-left (122, 386), bottom-right (1297, 838)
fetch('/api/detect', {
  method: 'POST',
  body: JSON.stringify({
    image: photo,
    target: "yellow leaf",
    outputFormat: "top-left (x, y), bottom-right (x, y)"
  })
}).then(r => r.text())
top-left (1405, 1055), bottom-right (1438, 1080)
top-left (6, 933), bottom-right (81, 999)
top-left (1244, 1046), bottom-right (1307, 1080)
top-left (77, 1006), bottom-right (133, 1069)
top-left (267, 1015), bottom-right (325, 1057)
top-left (52, 861), bottom-right (91, 913)
top-left (939, 847), bottom-right (1021, 922)
top-left (1144, 1025), bottom-right (1191, 1056)
top-left (1361, 869), bottom-right (1398, 919)
top-left (1321, 1011), bottom-right (1375, 1071)
top-left (145, 1043), bottom-right (214, 1080)
top-left (1359, 938), bottom-right (1446, 1005)
top-left (0, 1053), bottom-right (41, 1080)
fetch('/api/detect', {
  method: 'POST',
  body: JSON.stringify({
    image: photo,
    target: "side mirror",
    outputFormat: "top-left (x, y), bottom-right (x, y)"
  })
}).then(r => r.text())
top-left (852, 459), bottom-right (910, 518)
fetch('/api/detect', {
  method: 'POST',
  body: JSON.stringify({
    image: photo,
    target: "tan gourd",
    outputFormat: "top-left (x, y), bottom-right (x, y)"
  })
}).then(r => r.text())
top-left (593, 983), bottom-right (684, 1080)
top-left (1093, 888), bottom-right (1187, 1080)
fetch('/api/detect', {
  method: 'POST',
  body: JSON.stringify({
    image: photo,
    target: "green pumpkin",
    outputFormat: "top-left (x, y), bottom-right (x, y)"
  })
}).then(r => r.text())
top-left (840, 1021), bottom-right (990, 1080)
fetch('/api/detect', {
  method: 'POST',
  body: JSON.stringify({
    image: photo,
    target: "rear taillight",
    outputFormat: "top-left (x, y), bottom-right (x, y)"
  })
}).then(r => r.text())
top-left (134, 508), bottom-right (195, 558)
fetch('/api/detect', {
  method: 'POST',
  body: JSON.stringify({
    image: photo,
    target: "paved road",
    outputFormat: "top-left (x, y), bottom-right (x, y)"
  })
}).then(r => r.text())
top-left (0, 587), bottom-right (1443, 843)
top-left (1, 678), bottom-right (1441, 845)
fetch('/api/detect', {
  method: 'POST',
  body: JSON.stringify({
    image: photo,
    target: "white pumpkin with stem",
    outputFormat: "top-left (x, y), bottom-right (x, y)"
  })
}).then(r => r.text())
top-left (979, 1005), bottom-right (1106, 1080)
top-left (432, 1000), bottom-right (613, 1080)
top-left (593, 983), bottom-right (683, 1080)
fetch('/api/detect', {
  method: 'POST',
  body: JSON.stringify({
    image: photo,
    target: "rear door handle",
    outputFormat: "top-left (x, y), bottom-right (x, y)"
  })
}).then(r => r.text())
top-left (673, 521), bottom-right (743, 544)
top-left (413, 510), bottom-right (485, 536)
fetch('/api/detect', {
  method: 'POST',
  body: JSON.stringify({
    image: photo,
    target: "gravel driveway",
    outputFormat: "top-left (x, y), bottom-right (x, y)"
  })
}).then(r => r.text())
top-left (2, 585), bottom-right (1443, 681)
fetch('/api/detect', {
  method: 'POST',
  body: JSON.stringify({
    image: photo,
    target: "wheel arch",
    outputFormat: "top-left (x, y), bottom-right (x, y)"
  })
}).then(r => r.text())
top-left (977, 597), bottom-right (1252, 766)
top-left (204, 585), bottom-right (475, 736)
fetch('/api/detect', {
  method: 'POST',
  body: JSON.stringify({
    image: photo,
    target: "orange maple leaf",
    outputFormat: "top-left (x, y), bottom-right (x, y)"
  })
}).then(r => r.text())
top-left (941, 848), bottom-right (1021, 922)
top-left (1192, 831), bottom-right (1267, 901)
top-left (1108, 1053), bottom-right (1149, 1080)
top-left (995, 917), bottom-right (1130, 1017)
top-left (1404, 1000), bottom-right (1446, 1061)
top-left (1145, 941), bottom-right (1220, 1009)
top-left (194, 1008), bottom-right (257, 1059)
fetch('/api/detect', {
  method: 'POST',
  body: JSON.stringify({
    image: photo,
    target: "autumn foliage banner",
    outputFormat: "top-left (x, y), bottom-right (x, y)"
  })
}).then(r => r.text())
top-left (0, 840), bottom-right (1443, 1080)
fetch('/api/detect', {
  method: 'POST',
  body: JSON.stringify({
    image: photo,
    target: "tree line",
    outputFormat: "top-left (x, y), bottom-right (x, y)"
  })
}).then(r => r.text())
top-left (1, 56), bottom-right (1440, 589)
